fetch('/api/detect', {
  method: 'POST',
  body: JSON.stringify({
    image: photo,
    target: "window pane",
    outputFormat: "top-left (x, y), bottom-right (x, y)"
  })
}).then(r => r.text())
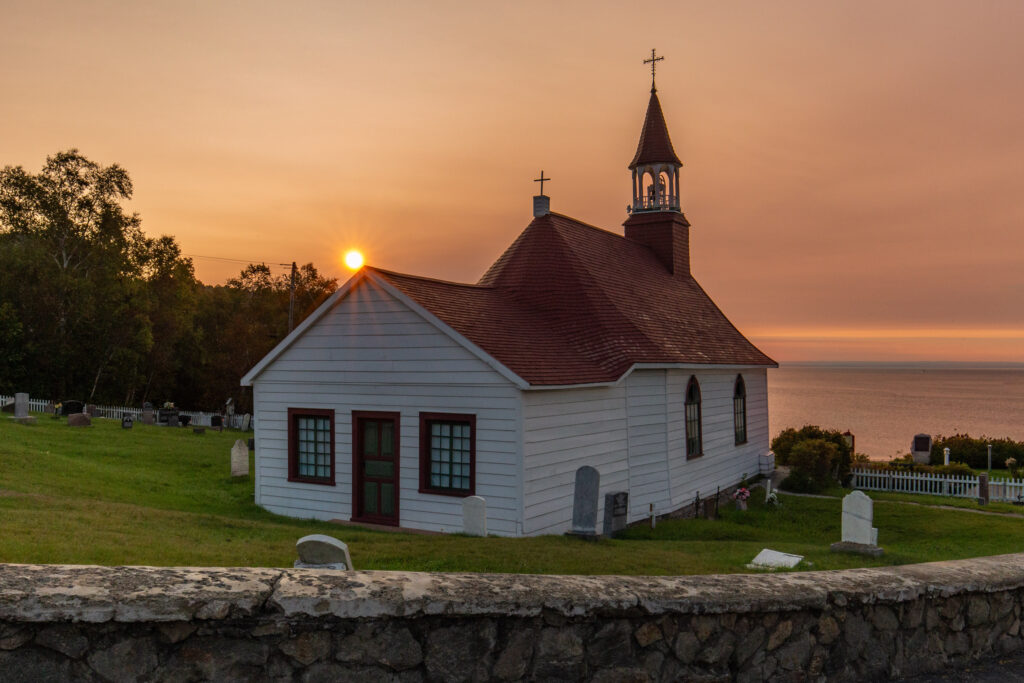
top-left (381, 483), bottom-right (394, 515)
top-left (381, 422), bottom-right (394, 456)
top-left (364, 482), bottom-right (378, 513)
top-left (364, 421), bottom-right (378, 456)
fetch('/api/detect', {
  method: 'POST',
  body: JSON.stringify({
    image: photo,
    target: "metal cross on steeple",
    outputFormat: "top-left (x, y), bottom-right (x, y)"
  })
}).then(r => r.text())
top-left (534, 170), bottom-right (550, 196)
top-left (644, 48), bottom-right (664, 91)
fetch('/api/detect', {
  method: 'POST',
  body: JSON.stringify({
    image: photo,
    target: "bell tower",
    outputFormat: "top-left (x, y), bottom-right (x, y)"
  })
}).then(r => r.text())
top-left (624, 49), bottom-right (692, 277)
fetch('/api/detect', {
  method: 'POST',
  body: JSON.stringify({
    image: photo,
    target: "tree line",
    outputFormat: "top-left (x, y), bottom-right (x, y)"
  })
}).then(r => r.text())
top-left (0, 150), bottom-right (337, 411)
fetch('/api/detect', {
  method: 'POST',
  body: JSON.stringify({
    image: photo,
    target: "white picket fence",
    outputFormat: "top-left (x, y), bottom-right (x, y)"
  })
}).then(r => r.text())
top-left (0, 395), bottom-right (250, 430)
top-left (852, 467), bottom-right (1024, 503)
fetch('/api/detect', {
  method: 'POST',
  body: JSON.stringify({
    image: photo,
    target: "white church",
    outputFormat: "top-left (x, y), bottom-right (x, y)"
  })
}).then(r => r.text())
top-left (242, 64), bottom-right (776, 536)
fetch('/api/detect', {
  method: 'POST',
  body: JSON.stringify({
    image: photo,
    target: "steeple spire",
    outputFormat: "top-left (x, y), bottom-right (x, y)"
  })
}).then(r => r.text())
top-left (628, 51), bottom-right (682, 214)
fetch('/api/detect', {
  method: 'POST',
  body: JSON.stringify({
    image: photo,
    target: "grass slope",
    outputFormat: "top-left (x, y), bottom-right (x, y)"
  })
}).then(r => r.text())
top-left (2, 417), bottom-right (1023, 574)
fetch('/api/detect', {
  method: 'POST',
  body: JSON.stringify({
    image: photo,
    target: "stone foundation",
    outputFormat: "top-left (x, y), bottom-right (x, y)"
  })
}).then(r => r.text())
top-left (2, 554), bottom-right (1024, 681)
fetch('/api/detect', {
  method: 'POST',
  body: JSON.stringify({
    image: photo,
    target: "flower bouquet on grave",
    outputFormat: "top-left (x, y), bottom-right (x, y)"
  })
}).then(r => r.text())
top-left (732, 486), bottom-right (751, 511)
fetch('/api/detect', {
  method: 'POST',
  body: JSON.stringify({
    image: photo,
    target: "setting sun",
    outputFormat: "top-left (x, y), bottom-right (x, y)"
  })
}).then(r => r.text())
top-left (344, 250), bottom-right (364, 270)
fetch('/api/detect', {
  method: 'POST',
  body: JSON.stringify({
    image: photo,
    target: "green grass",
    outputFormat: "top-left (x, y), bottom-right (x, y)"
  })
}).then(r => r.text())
top-left (2, 416), bottom-right (1024, 574)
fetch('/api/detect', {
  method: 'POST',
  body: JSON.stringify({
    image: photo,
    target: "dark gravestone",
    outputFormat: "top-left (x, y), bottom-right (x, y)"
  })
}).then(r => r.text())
top-left (193, 426), bottom-right (205, 435)
top-left (568, 466), bottom-right (600, 538)
top-left (179, 414), bottom-right (192, 427)
top-left (602, 491), bottom-right (629, 537)
top-left (247, 437), bottom-right (255, 451)
top-left (121, 415), bottom-right (133, 430)
top-left (210, 415), bottom-right (223, 428)
top-left (68, 413), bottom-right (91, 427)
top-left (61, 401), bottom-right (84, 416)
top-left (85, 404), bottom-right (98, 418)
top-left (143, 401), bottom-right (153, 410)
top-left (978, 472), bottom-right (990, 506)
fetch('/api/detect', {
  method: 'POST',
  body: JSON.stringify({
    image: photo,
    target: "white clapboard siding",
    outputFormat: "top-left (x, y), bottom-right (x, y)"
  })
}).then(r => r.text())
top-left (522, 385), bottom-right (629, 535)
top-left (520, 367), bottom-right (772, 534)
top-left (664, 368), bottom-right (769, 512)
top-left (626, 370), bottom-right (673, 519)
top-left (252, 278), bottom-right (521, 535)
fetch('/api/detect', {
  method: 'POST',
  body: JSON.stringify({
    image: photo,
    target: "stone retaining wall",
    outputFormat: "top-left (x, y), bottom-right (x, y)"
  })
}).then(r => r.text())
top-left (2, 555), bottom-right (1024, 681)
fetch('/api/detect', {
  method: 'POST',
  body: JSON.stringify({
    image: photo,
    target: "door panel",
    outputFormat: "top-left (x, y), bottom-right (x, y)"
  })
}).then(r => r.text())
top-left (353, 413), bottom-right (400, 525)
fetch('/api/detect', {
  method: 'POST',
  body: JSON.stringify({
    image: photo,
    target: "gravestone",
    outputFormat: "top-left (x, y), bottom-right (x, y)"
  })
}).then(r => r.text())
top-left (462, 495), bottom-right (487, 537)
top-left (247, 437), bottom-right (255, 451)
top-left (568, 466), bottom-right (600, 538)
top-left (911, 434), bottom-right (932, 464)
top-left (141, 408), bottom-right (155, 425)
top-left (179, 414), bottom-right (192, 427)
top-left (830, 490), bottom-right (883, 556)
top-left (121, 414), bottom-right (133, 430)
top-left (231, 440), bottom-right (249, 477)
top-left (85, 404), bottom-right (98, 418)
top-left (14, 393), bottom-right (28, 418)
top-left (241, 413), bottom-right (252, 431)
top-left (210, 415), bottom-right (223, 429)
top-left (61, 400), bottom-right (84, 416)
top-left (978, 472), bottom-right (990, 506)
top-left (748, 548), bottom-right (803, 570)
top-left (193, 426), bottom-right (205, 435)
top-left (9, 393), bottom-right (36, 425)
top-left (602, 491), bottom-right (629, 537)
top-left (68, 413), bottom-right (91, 427)
top-left (295, 534), bottom-right (352, 570)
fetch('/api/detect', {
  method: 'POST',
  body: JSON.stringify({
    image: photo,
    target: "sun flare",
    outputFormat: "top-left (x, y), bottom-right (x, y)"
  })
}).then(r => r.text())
top-left (344, 249), bottom-right (365, 270)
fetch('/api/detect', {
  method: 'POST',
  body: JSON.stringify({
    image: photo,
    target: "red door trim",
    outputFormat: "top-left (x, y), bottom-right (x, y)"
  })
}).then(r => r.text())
top-left (351, 411), bottom-right (401, 526)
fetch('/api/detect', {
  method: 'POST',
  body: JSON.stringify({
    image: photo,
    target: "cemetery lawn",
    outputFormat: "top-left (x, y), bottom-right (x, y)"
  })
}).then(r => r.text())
top-left (2, 417), bottom-right (1024, 575)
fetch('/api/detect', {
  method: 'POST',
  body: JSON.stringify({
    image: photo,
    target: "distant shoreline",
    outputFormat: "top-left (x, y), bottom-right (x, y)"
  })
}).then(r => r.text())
top-left (777, 361), bottom-right (1024, 371)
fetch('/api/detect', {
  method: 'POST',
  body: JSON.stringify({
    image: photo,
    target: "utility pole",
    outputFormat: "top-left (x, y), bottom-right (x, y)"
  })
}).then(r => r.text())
top-left (288, 261), bottom-right (297, 332)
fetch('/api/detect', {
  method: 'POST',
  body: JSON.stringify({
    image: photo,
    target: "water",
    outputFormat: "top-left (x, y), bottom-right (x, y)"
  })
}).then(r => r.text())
top-left (768, 363), bottom-right (1024, 460)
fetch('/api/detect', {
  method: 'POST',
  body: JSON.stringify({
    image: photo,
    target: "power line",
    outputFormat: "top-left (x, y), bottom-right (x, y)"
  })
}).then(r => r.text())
top-left (184, 253), bottom-right (291, 268)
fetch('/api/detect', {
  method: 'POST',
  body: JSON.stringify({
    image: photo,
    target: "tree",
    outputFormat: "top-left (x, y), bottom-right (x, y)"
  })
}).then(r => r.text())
top-left (0, 150), bottom-right (150, 400)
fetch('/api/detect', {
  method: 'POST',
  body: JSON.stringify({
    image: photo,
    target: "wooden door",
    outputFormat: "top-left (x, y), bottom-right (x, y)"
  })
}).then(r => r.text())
top-left (353, 412), bottom-right (400, 525)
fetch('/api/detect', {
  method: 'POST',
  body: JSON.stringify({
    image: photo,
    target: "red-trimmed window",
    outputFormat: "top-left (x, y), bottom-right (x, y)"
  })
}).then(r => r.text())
top-left (685, 376), bottom-right (703, 459)
top-left (419, 412), bottom-right (475, 496)
top-left (734, 374), bottom-right (748, 445)
top-left (288, 408), bottom-right (335, 485)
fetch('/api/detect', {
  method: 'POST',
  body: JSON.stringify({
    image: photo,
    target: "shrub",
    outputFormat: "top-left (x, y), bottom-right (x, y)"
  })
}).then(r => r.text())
top-left (772, 425), bottom-right (852, 485)
top-left (780, 438), bottom-right (839, 494)
top-left (928, 434), bottom-right (1024, 470)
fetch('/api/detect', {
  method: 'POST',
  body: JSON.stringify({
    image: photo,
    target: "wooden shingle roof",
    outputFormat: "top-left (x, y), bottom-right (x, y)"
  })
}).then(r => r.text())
top-left (372, 212), bottom-right (774, 387)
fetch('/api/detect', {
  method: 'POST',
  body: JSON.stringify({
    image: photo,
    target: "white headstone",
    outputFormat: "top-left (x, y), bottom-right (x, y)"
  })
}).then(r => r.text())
top-left (462, 495), bottom-right (487, 537)
top-left (14, 393), bottom-right (29, 419)
top-left (241, 413), bottom-right (252, 431)
top-left (748, 548), bottom-right (803, 569)
top-left (764, 479), bottom-right (773, 502)
top-left (230, 439), bottom-right (249, 477)
top-left (295, 534), bottom-right (352, 570)
top-left (841, 490), bottom-right (878, 546)
top-left (570, 466), bottom-right (600, 536)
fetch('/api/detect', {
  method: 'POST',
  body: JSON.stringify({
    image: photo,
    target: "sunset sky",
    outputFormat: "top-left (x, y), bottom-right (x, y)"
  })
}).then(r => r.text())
top-left (3, 1), bottom-right (1023, 362)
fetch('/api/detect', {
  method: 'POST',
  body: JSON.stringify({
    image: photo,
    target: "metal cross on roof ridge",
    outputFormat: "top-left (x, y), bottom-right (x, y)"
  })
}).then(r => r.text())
top-left (534, 170), bottom-right (550, 196)
top-left (644, 48), bottom-right (664, 90)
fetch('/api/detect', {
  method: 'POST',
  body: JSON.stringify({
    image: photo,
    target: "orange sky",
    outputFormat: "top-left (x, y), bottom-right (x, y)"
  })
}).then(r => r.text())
top-left (3, 1), bottom-right (1023, 362)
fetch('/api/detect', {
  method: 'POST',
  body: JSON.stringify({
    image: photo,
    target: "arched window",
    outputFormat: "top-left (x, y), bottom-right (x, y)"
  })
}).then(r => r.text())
top-left (733, 375), bottom-right (747, 445)
top-left (685, 376), bottom-right (702, 459)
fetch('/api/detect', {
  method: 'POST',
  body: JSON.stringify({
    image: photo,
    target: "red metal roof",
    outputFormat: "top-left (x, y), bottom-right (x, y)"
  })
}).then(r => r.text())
top-left (630, 89), bottom-right (682, 168)
top-left (370, 212), bottom-right (775, 387)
